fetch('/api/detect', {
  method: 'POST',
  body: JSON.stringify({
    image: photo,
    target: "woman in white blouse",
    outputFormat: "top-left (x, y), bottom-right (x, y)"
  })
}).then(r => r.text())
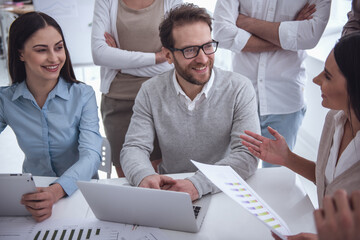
top-left (91, 0), bottom-right (182, 177)
top-left (241, 32), bottom-right (360, 240)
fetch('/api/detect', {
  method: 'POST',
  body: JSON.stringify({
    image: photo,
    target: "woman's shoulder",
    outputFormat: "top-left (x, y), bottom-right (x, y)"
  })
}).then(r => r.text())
top-left (61, 79), bottom-right (96, 102)
top-left (0, 84), bottom-right (18, 99)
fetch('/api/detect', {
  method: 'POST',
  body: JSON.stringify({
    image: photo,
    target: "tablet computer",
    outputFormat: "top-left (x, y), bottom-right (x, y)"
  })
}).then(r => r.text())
top-left (0, 173), bottom-right (36, 216)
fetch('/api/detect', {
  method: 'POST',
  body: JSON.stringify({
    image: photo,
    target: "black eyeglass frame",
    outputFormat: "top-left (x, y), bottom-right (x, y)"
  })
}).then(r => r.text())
top-left (169, 40), bottom-right (219, 59)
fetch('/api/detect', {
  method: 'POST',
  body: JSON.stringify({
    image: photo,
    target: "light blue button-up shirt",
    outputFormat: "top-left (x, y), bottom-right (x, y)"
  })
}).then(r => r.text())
top-left (0, 78), bottom-right (102, 196)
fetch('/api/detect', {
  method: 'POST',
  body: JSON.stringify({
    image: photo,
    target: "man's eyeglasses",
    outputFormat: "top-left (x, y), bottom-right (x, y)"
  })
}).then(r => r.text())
top-left (169, 40), bottom-right (219, 59)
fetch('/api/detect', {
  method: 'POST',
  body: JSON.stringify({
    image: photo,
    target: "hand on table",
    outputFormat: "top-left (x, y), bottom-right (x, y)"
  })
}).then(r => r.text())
top-left (21, 183), bottom-right (65, 222)
top-left (295, 3), bottom-right (317, 21)
top-left (139, 175), bottom-right (199, 201)
top-left (240, 126), bottom-right (290, 166)
top-left (165, 179), bottom-right (199, 201)
top-left (139, 174), bottom-right (176, 189)
top-left (314, 189), bottom-right (360, 240)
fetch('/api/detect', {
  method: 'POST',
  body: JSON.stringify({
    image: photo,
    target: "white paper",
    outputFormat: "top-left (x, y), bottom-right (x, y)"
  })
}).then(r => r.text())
top-left (0, 217), bottom-right (168, 240)
top-left (191, 160), bottom-right (291, 240)
top-left (0, 217), bottom-right (35, 240)
top-left (28, 218), bottom-right (168, 240)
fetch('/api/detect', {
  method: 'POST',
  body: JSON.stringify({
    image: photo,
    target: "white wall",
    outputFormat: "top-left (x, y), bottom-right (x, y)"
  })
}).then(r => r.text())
top-left (33, 0), bottom-right (95, 65)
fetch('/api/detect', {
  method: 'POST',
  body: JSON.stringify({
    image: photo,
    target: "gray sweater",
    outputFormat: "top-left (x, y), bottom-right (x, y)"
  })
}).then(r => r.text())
top-left (120, 67), bottom-right (260, 197)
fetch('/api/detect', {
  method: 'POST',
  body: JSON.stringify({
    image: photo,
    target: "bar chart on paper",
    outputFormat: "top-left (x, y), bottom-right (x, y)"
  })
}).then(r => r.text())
top-left (0, 218), bottom-right (167, 240)
top-left (30, 226), bottom-right (117, 240)
top-left (27, 219), bottom-right (167, 240)
top-left (191, 160), bottom-right (291, 240)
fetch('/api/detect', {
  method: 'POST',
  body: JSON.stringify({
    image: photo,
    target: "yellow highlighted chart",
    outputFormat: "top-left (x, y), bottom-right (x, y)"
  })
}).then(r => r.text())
top-left (191, 160), bottom-right (291, 240)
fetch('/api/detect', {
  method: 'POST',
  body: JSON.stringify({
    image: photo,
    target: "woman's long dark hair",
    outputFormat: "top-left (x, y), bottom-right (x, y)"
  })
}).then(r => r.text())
top-left (8, 11), bottom-right (78, 84)
top-left (334, 32), bottom-right (360, 122)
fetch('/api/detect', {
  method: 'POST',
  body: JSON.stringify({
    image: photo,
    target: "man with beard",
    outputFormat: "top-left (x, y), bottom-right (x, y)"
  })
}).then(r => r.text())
top-left (120, 3), bottom-right (260, 200)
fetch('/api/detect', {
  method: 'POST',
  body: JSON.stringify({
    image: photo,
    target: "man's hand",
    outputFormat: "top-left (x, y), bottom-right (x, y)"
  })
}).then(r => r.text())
top-left (314, 189), bottom-right (360, 240)
top-left (166, 179), bottom-right (199, 201)
top-left (139, 174), bottom-right (176, 189)
top-left (295, 3), bottom-right (316, 21)
top-left (21, 183), bottom-right (65, 222)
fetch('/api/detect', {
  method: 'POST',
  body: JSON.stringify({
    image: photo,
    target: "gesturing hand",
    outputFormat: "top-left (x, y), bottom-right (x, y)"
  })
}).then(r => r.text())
top-left (240, 126), bottom-right (290, 167)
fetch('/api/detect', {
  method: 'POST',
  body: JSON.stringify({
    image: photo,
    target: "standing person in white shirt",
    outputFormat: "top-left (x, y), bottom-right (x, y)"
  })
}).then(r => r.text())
top-left (91, 0), bottom-right (182, 177)
top-left (213, 0), bottom-right (331, 167)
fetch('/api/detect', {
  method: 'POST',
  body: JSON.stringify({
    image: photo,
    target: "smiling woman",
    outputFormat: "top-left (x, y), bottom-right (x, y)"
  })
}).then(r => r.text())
top-left (241, 32), bottom-right (360, 239)
top-left (0, 12), bottom-right (102, 222)
top-left (17, 26), bottom-right (66, 107)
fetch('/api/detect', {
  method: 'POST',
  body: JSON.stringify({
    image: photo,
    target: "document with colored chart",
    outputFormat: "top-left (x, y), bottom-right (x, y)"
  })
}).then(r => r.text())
top-left (191, 160), bottom-right (291, 240)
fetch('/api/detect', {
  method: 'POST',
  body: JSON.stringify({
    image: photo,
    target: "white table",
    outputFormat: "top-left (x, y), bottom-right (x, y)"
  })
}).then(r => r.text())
top-left (30, 167), bottom-right (316, 240)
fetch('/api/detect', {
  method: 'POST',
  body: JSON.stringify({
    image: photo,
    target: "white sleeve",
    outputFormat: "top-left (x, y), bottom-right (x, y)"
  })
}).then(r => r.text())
top-left (91, 0), bottom-right (155, 70)
top-left (279, 0), bottom-right (331, 50)
top-left (122, 62), bottom-right (173, 78)
top-left (213, 0), bottom-right (251, 53)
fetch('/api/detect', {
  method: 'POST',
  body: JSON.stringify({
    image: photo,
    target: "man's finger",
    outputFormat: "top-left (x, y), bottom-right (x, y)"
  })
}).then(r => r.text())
top-left (333, 189), bottom-right (351, 214)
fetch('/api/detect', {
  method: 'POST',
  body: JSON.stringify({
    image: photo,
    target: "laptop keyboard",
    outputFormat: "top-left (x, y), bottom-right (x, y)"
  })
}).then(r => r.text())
top-left (193, 206), bottom-right (201, 219)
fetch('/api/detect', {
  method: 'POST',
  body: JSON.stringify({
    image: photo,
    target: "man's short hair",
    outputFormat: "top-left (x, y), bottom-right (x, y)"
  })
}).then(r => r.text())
top-left (159, 3), bottom-right (213, 49)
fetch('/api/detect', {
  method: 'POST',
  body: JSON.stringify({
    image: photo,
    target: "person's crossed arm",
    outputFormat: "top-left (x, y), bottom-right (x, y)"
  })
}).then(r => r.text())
top-left (238, 3), bottom-right (316, 52)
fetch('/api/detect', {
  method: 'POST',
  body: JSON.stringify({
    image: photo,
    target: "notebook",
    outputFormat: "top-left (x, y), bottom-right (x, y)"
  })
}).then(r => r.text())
top-left (77, 181), bottom-right (211, 233)
top-left (0, 173), bottom-right (36, 216)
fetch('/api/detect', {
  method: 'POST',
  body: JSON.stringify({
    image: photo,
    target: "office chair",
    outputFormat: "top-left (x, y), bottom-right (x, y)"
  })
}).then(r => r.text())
top-left (99, 137), bottom-right (112, 179)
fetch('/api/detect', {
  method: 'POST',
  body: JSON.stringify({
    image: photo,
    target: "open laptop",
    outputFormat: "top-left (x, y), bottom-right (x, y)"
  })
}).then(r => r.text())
top-left (0, 173), bottom-right (36, 216)
top-left (77, 181), bottom-right (211, 233)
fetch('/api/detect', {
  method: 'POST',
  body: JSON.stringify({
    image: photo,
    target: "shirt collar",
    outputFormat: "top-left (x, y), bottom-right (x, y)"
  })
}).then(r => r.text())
top-left (334, 110), bottom-right (360, 137)
top-left (172, 69), bottom-right (215, 99)
top-left (12, 77), bottom-right (71, 102)
top-left (334, 110), bottom-right (347, 126)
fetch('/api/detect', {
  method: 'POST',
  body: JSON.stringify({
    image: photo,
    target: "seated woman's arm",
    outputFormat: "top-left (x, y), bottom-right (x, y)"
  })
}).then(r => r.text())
top-left (21, 85), bottom-right (102, 222)
top-left (240, 126), bottom-right (316, 182)
top-left (53, 85), bottom-right (102, 196)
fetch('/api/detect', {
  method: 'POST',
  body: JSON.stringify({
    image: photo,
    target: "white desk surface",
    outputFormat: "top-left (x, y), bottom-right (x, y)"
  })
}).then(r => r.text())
top-left (28, 167), bottom-right (317, 240)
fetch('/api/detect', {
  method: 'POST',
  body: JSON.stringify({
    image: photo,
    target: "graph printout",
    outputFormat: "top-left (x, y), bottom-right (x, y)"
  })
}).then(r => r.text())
top-left (191, 160), bottom-right (291, 240)
top-left (28, 219), bottom-right (167, 240)
top-left (0, 217), bottom-right (168, 240)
